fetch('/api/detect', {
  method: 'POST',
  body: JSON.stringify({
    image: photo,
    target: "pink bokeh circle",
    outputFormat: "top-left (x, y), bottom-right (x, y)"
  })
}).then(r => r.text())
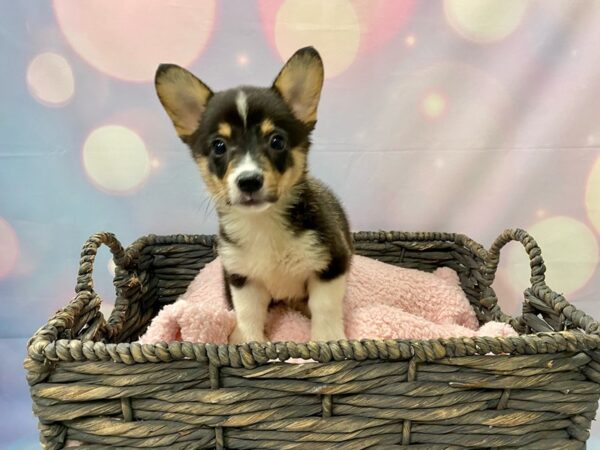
top-left (53, 0), bottom-right (217, 82)
top-left (258, 0), bottom-right (415, 72)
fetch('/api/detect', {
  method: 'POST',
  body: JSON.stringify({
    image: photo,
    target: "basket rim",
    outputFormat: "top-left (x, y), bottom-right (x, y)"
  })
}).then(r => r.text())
top-left (130, 230), bottom-right (488, 252)
top-left (28, 329), bottom-right (600, 368)
top-left (25, 229), bottom-right (600, 380)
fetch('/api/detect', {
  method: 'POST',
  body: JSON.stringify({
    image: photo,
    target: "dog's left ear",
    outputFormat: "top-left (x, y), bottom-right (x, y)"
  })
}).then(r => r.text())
top-left (155, 64), bottom-right (213, 142)
top-left (272, 47), bottom-right (324, 126)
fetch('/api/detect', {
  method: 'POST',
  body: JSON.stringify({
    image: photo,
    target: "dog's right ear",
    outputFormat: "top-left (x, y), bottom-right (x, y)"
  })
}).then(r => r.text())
top-left (155, 64), bottom-right (213, 142)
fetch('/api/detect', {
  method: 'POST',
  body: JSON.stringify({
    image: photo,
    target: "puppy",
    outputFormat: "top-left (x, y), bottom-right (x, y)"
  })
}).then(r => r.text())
top-left (155, 47), bottom-right (352, 343)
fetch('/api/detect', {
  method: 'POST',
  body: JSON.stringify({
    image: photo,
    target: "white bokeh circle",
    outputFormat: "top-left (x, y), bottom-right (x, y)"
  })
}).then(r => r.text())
top-left (83, 125), bottom-right (151, 194)
top-left (586, 156), bottom-right (600, 234)
top-left (506, 216), bottom-right (599, 296)
top-left (27, 52), bottom-right (74, 106)
top-left (274, 0), bottom-right (360, 78)
top-left (0, 218), bottom-right (19, 279)
top-left (444, 0), bottom-right (528, 44)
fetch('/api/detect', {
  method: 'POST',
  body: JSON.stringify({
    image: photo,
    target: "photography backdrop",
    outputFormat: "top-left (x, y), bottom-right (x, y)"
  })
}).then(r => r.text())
top-left (2, 1), bottom-right (600, 447)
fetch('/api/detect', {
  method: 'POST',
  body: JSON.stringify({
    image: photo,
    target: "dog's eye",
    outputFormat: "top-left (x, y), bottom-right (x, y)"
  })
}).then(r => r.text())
top-left (269, 134), bottom-right (286, 151)
top-left (211, 138), bottom-right (227, 156)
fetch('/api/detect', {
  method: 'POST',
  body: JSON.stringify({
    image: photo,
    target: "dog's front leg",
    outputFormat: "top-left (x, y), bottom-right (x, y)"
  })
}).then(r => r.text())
top-left (308, 274), bottom-right (347, 342)
top-left (229, 281), bottom-right (271, 344)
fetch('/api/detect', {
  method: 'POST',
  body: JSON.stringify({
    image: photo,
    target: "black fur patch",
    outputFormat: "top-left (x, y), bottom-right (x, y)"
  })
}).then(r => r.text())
top-left (223, 270), bottom-right (248, 310)
top-left (229, 273), bottom-right (247, 288)
top-left (223, 269), bottom-right (233, 309)
top-left (319, 252), bottom-right (350, 281)
top-left (284, 177), bottom-right (353, 281)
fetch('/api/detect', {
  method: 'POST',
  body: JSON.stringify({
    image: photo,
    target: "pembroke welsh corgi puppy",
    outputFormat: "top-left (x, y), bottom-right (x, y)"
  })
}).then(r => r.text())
top-left (155, 47), bottom-right (352, 343)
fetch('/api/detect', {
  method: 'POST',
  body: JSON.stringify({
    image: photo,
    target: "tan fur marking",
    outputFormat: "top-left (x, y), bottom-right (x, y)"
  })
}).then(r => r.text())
top-left (222, 162), bottom-right (236, 192)
top-left (260, 119), bottom-right (275, 136)
top-left (260, 147), bottom-right (307, 199)
top-left (218, 122), bottom-right (232, 138)
top-left (197, 157), bottom-right (228, 203)
top-left (278, 148), bottom-right (307, 196)
top-left (261, 156), bottom-right (279, 199)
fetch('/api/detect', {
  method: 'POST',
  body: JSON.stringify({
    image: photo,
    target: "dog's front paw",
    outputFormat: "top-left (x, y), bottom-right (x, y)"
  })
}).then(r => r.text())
top-left (229, 324), bottom-right (266, 344)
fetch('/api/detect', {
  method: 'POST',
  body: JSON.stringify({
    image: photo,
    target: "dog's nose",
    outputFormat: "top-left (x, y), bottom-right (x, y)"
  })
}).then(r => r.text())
top-left (236, 171), bottom-right (264, 193)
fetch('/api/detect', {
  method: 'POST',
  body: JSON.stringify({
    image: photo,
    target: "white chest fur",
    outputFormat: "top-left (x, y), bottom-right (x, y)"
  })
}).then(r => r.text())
top-left (218, 207), bottom-right (329, 300)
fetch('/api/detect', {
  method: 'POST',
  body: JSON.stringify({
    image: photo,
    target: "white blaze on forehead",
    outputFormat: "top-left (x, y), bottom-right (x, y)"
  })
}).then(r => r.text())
top-left (236, 90), bottom-right (248, 127)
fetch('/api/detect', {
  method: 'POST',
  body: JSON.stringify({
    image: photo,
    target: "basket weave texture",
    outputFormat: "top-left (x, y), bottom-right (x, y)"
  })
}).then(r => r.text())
top-left (25, 229), bottom-right (600, 449)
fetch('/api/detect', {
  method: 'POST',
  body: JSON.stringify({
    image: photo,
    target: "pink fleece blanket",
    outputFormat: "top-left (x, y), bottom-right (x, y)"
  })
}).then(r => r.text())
top-left (139, 255), bottom-right (516, 345)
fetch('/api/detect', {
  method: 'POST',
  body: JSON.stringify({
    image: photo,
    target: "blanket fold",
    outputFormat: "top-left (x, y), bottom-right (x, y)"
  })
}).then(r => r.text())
top-left (139, 255), bottom-right (516, 345)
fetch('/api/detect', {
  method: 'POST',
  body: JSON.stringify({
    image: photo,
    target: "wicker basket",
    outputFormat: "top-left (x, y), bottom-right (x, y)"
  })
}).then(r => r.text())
top-left (25, 229), bottom-right (600, 449)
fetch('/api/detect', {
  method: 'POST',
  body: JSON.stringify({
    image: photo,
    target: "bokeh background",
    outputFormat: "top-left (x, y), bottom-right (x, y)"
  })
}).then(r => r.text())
top-left (2, 0), bottom-right (600, 447)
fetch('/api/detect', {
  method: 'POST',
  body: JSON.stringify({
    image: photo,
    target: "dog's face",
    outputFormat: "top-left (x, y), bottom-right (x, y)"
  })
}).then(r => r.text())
top-left (155, 47), bottom-right (324, 211)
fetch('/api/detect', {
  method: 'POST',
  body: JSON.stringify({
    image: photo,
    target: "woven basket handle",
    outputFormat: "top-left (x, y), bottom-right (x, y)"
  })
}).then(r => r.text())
top-left (484, 228), bottom-right (547, 288)
top-left (482, 228), bottom-right (600, 335)
top-left (75, 232), bottom-right (133, 294)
